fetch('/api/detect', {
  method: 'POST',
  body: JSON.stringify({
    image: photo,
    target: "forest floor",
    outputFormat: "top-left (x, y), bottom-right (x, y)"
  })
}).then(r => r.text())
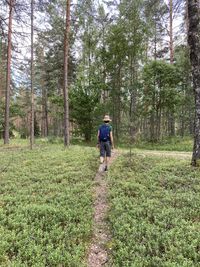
top-left (0, 140), bottom-right (199, 266)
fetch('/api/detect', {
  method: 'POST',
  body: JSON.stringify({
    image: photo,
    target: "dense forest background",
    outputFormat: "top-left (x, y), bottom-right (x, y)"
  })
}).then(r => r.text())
top-left (0, 0), bottom-right (194, 144)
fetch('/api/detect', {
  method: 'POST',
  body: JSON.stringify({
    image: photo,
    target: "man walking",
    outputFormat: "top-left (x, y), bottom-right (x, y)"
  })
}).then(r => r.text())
top-left (97, 115), bottom-right (114, 171)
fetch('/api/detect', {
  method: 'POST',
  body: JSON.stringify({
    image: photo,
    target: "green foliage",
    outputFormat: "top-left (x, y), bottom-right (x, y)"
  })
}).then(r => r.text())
top-left (143, 60), bottom-right (181, 114)
top-left (174, 45), bottom-right (194, 137)
top-left (70, 82), bottom-right (102, 141)
top-left (0, 100), bottom-right (25, 139)
top-left (134, 137), bottom-right (193, 152)
top-left (0, 144), bottom-right (98, 266)
top-left (107, 154), bottom-right (200, 266)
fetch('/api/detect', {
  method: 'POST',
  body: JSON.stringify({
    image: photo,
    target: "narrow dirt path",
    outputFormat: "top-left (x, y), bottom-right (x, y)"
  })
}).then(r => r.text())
top-left (88, 150), bottom-right (119, 267)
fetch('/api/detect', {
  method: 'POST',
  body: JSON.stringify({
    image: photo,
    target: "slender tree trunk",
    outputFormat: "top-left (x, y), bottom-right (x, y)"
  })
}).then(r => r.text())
top-left (103, 27), bottom-right (107, 103)
top-left (150, 112), bottom-right (154, 141)
top-left (101, 24), bottom-right (108, 105)
top-left (142, 118), bottom-right (148, 139)
top-left (156, 107), bottom-right (159, 140)
top-left (40, 48), bottom-right (48, 137)
top-left (129, 56), bottom-right (137, 143)
top-left (150, 84), bottom-right (156, 141)
top-left (188, 0), bottom-right (200, 166)
top-left (30, 0), bottom-right (34, 149)
top-left (114, 64), bottom-right (122, 141)
top-left (169, 0), bottom-right (174, 64)
top-left (41, 87), bottom-right (48, 137)
top-left (44, 88), bottom-right (48, 136)
top-left (63, 0), bottom-right (70, 147)
top-left (4, 0), bottom-right (14, 144)
top-left (130, 91), bottom-right (137, 137)
top-left (180, 103), bottom-right (185, 137)
top-left (88, 24), bottom-right (91, 87)
top-left (168, 0), bottom-right (176, 137)
top-left (154, 18), bottom-right (157, 60)
top-left (0, 37), bottom-right (6, 99)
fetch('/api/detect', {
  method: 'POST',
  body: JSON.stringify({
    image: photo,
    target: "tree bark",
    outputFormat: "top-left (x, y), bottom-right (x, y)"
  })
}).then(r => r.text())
top-left (169, 0), bottom-right (174, 64)
top-left (129, 56), bottom-right (138, 143)
top-left (41, 86), bottom-right (48, 137)
top-left (168, 0), bottom-right (176, 137)
top-left (63, 0), bottom-right (70, 147)
top-left (154, 18), bottom-right (157, 60)
top-left (40, 48), bottom-right (48, 137)
top-left (187, 0), bottom-right (200, 166)
top-left (0, 38), bottom-right (6, 99)
top-left (30, 0), bottom-right (34, 149)
top-left (4, 0), bottom-right (14, 144)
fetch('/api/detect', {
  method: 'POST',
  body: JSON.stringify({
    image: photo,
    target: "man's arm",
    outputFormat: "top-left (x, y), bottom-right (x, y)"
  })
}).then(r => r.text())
top-left (110, 131), bottom-right (114, 149)
top-left (97, 130), bottom-right (100, 146)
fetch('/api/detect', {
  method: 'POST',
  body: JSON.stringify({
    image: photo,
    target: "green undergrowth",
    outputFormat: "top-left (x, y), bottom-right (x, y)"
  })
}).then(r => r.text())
top-left (107, 154), bottom-right (200, 266)
top-left (0, 135), bottom-right (193, 152)
top-left (0, 138), bottom-right (29, 149)
top-left (133, 137), bottom-right (193, 152)
top-left (0, 137), bottom-right (95, 148)
top-left (0, 145), bottom-right (98, 266)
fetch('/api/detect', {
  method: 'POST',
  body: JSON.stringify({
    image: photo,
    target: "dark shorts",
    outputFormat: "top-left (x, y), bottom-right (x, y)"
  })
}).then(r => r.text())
top-left (100, 141), bottom-right (111, 157)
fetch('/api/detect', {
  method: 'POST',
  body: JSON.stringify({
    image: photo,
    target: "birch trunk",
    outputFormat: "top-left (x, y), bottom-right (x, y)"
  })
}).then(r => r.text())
top-left (187, 0), bottom-right (200, 166)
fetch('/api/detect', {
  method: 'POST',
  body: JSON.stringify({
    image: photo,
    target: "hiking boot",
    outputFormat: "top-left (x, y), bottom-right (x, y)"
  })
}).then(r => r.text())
top-left (104, 165), bottom-right (108, 171)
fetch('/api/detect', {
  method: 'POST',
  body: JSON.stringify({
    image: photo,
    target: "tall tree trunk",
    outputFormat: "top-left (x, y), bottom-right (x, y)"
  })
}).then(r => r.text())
top-left (39, 48), bottom-right (48, 137)
top-left (100, 24), bottom-right (108, 105)
top-left (114, 64), bottom-right (122, 141)
top-left (130, 90), bottom-right (137, 139)
top-left (4, 0), bottom-right (14, 144)
top-left (168, 0), bottom-right (175, 137)
top-left (63, 0), bottom-right (70, 147)
top-left (30, 0), bottom-right (34, 149)
top-left (129, 56), bottom-right (138, 143)
top-left (169, 0), bottom-right (174, 64)
top-left (41, 86), bottom-right (48, 137)
top-left (44, 88), bottom-right (48, 136)
top-left (180, 103), bottom-right (185, 137)
top-left (188, 0), bottom-right (200, 166)
top-left (0, 37), bottom-right (6, 99)
top-left (154, 18), bottom-right (157, 60)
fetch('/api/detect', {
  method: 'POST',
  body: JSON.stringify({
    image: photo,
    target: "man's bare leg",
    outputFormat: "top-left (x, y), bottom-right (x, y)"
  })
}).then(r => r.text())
top-left (100, 156), bottom-right (104, 164)
top-left (104, 156), bottom-right (110, 171)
